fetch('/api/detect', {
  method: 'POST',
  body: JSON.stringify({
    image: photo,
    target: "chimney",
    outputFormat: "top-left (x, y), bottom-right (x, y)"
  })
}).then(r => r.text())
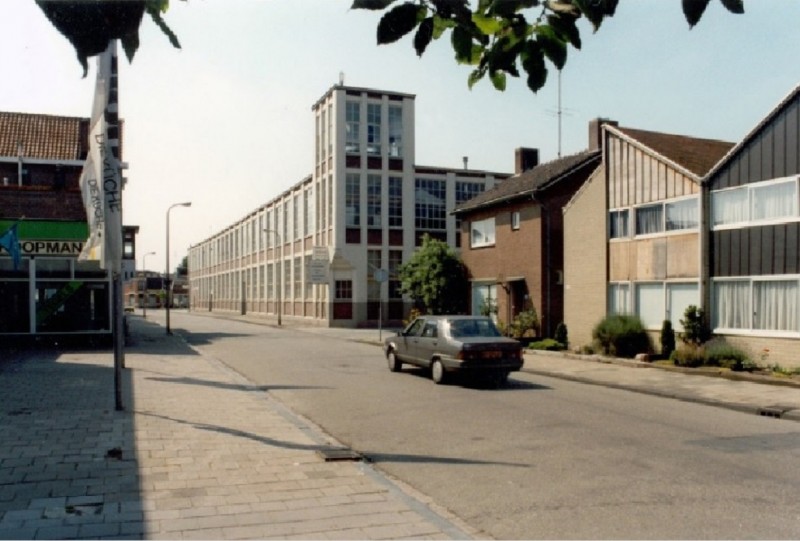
top-left (589, 118), bottom-right (618, 151)
top-left (462, 156), bottom-right (468, 170)
top-left (514, 147), bottom-right (539, 174)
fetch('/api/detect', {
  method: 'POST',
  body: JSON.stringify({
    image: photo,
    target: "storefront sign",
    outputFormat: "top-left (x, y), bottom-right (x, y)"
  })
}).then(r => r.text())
top-left (19, 240), bottom-right (84, 256)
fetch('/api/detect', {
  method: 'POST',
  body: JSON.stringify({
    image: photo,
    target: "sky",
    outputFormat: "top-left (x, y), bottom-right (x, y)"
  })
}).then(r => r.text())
top-left (2, 0), bottom-right (799, 273)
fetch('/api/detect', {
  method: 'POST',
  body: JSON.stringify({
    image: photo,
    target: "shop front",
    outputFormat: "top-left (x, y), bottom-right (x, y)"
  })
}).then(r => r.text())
top-left (0, 219), bottom-right (111, 336)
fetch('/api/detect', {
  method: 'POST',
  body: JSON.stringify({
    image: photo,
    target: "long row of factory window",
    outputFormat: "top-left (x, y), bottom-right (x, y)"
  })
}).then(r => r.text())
top-left (194, 173), bottom-right (491, 272)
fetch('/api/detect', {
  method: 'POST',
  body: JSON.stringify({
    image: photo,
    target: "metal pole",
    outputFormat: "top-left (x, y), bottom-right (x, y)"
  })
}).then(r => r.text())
top-left (113, 271), bottom-right (124, 411)
top-left (142, 251), bottom-right (154, 319)
top-left (166, 207), bottom-right (171, 334)
top-left (166, 202), bottom-right (191, 335)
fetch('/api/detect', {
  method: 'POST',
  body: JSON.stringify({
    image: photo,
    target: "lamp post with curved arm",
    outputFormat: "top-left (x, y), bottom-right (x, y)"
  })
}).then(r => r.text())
top-left (166, 202), bottom-right (191, 335)
top-left (263, 228), bottom-right (281, 326)
top-left (141, 251), bottom-right (155, 319)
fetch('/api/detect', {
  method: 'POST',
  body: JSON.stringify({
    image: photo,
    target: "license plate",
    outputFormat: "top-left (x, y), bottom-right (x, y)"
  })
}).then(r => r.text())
top-left (481, 350), bottom-right (502, 359)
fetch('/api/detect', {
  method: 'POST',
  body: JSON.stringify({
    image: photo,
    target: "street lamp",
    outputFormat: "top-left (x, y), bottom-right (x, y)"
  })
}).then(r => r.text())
top-left (166, 201), bottom-right (192, 335)
top-left (264, 228), bottom-right (281, 326)
top-left (141, 251), bottom-right (155, 319)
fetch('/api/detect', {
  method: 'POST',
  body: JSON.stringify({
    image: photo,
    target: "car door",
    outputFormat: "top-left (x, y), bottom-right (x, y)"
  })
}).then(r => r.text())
top-left (415, 320), bottom-right (440, 367)
top-left (396, 318), bottom-right (425, 365)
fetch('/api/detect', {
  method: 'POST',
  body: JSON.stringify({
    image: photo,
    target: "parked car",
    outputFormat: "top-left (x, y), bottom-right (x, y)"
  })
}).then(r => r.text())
top-left (383, 315), bottom-right (524, 385)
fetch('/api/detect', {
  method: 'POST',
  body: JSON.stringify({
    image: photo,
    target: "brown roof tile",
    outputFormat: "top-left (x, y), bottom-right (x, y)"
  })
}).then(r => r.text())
top-left (0, 112), bottom-right (89, 161)
top-left (614, 126), bottom-right (734, 178)
top-left (453, 149), bottom-right (601, 214)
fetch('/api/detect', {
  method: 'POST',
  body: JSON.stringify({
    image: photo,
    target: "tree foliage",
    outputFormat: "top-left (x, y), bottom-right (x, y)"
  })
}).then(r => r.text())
top-left (352, 0), bottom-right (745, 94)
top-left (176, 255), bottom-right (188, 277)
top-left (397, 234), bottom-right (469, 315)
top-left (36, 1), bottom-right (745, 88)
top-left (36, 0), bottom-right (181, 76)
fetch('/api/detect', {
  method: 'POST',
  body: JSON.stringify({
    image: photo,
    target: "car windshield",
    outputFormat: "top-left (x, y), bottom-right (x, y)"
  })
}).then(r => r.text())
top-left (449, 318), bottom-right (502, 338)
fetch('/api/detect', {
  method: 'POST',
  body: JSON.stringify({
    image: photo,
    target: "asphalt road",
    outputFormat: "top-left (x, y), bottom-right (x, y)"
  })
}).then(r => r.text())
top-left (169, 311), bottom-right (800, 539)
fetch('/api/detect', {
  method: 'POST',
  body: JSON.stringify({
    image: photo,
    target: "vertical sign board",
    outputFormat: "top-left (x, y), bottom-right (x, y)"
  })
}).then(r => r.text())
top-left (308, 246), bottom-right (330, 284)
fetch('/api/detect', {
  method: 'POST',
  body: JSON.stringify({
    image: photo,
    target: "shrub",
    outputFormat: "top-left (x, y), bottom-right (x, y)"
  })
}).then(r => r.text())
top-left (670, 339), bottom-right (754, 371)
top-left (670, 344), bottom-right (705, 367)
top-left (592, 314), bottom-right (651, 358)
top-left (703, 339), bottom-right (753, 371)
top-left (554, 322), bottom-right (568, 348)
top-left (509, 308), bottom-right (540, 338)
top-left (660, 320), bottom-right (676, 359)
top-left (529, 338), bottom-right (565, 351)
top-left (680, 305), bottom-right (710, 346)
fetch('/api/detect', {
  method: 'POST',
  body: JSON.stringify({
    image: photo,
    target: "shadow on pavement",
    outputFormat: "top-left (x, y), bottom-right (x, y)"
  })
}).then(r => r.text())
top-left (0, 335), bottom-right (140, 538)
top-left (143, 375), bottom-right (330, 393)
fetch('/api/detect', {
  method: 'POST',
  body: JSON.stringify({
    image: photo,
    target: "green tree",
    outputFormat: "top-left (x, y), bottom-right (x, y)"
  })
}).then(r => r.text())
top-left (398, 234), bottom-right (469, 314)
top-left (353, 0), bottom-right (745, 94)
top-left (176, 255), bottom-right (188, 278)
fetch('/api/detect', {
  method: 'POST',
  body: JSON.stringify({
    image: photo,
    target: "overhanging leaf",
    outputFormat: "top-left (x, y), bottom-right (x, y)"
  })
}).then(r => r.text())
top-left (521, 40), bottom-right (547, 92)
top-left (352, 0), bottom-right (398, 9)
top-left (472, 13), bottom-right (503, 35)
top-left (37, 0), bottom-right (146, 76)
top-left (572, 0), bottom-right (619, 31)
top-left (682, 0), bottom-right (712, 27)
top-left (719, 0), bottom-right (744, 14)
top-left (377, 3), bottom-right (426, 44)
top-left (490, 70), bottom-right (507, 91)
top-left (468, 67), bottom-right (487, 89)
top-left (451, 24), bottom-right (474, 63)
top-left (536, 27), bottom-right (567, 69)
top-left (544, 0), bottom-right (580, 16)
top-left (546, 13), bottom-right (581, 49)
top-left (145, 1), bottom-right (180, 49)
top-left (414, 17), bottom-right (434, 56)
top-left (432, 14), bottom-right (454, 39)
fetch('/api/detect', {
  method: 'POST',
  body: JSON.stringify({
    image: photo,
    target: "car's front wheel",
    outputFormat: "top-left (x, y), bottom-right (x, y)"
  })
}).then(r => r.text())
top-left (431, 359), bottom-right (447, 384)
top-left (387, 350), bottom-right (402, 372)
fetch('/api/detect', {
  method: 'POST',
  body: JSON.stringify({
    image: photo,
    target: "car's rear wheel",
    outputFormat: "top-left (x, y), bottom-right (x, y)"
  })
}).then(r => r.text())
top-left (431, 359), bottom-right (447, 384)
top-left (387, 350), bottom-right (402, 372)
top-left (494, 370), bottom-right (510, 387)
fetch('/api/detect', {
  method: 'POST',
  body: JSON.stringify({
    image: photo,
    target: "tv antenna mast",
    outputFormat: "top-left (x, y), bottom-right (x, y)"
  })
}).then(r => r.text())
top-left (546, 70), bottom-right (577, 158)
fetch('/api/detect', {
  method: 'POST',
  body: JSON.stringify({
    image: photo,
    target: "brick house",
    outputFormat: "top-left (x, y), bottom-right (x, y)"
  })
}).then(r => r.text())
top-left (704, 83), bottom-right (800, 369)
top-left (564, 121), bottom-right (733, 350)
top-left (0, 112), bottom-right (135, 337)
top-left (453, 137), bottom-right (601, 338)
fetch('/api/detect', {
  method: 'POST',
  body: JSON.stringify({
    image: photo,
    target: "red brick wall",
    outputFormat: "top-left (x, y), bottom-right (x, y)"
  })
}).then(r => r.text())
top-left (0, 186), bottom-right (85, 221)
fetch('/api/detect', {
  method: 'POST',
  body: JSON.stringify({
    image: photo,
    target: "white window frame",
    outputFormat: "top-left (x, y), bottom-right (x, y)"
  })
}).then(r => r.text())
top-left (631, 281), bottom-right (699, 331)
top-left (511, 211), bottom-right (520, 230)
top-left (712, 275), bottom-right (800, 337)
top-left (367, 103), bottom-right (381, 156)
top-left (712, 175), bottom-right (800, 230)
top-left (345, 101), bottom-right (360, 154)
top-left (633, 195), bottom-right (699, 238)
top-left (609, 208), bottom-right (630, 239)
top-left (608, 282), bottom-right (631, 315)
top-left (470, 217), bottom-right (496, 248)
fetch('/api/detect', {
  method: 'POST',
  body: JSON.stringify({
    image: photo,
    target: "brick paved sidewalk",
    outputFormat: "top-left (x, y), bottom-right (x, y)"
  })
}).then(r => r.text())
top-left (0, 317), bottom-right (480, 540)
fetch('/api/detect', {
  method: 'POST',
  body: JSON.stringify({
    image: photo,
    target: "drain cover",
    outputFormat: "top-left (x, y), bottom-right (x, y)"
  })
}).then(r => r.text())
top-left (316, 447), bottom-right (363, 462)
top-left (758, 407), bottom-right (784, 418)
